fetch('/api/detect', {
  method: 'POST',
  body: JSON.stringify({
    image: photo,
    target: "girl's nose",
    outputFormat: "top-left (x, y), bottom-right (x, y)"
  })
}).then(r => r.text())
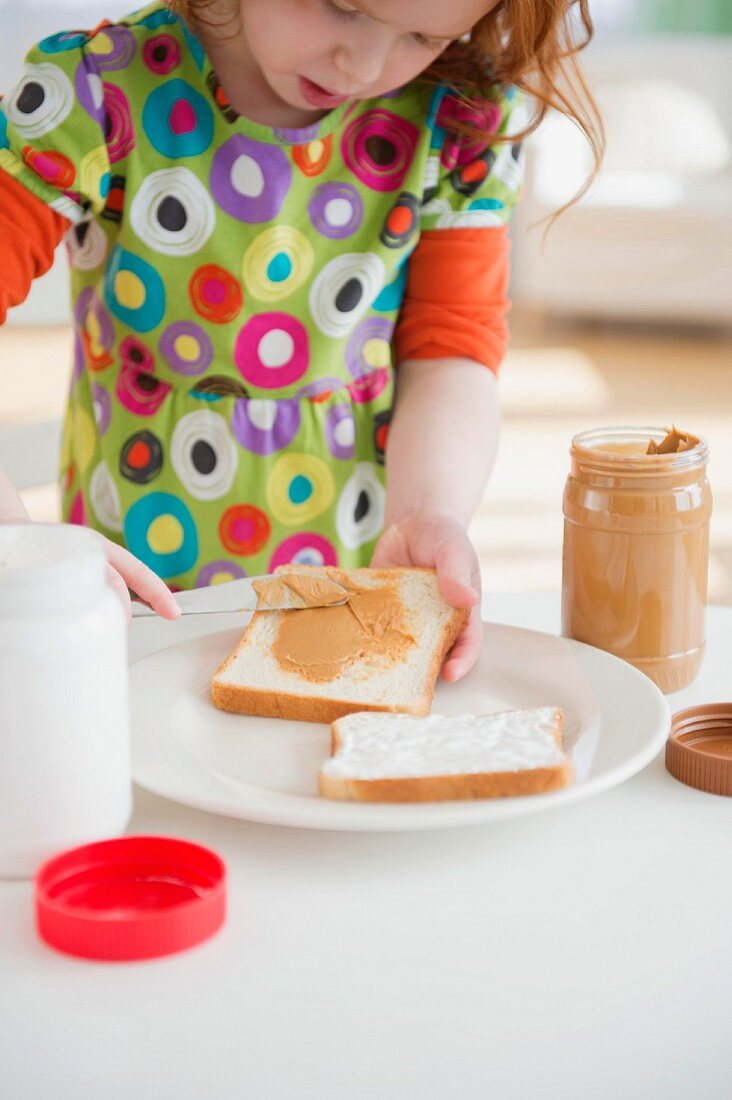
top-left (332, 30), bottom-right (392, 90)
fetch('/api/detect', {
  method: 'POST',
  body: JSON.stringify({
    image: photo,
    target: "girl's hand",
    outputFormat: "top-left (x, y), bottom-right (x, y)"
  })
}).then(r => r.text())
top-left (101, 536), bottom-right (181, 624)
top-left (370, 509), bottom-right (483, 682)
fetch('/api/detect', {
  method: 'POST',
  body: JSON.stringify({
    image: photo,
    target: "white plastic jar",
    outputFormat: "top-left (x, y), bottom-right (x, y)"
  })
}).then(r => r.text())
top-left (0, 524), bottom-right (131, 878)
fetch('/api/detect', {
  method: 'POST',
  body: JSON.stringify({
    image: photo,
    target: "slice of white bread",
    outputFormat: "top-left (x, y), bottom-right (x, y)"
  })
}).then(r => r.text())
top-left (211, 566), bottom-right (468, 724)
top-left (319, 708), bottom-right (572, 802)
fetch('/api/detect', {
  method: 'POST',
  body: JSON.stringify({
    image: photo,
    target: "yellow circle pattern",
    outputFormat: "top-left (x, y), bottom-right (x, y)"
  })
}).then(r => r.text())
top-left (80, 145), bottom-right (111, 205)
top-left (363, 337), bottom-right (391, 369)
top-left (174, 334), bottom-right (200, 362)
top-left (267, 453), bottom-right (336, 527)
top-left (147, 514), bottom-right (184, 554)
top-left (242, 226), bottom-right (314, 303)
top-left (114, 270), bottom-right (146, 310)
top-left (88, 33), bottom-right (115, 57)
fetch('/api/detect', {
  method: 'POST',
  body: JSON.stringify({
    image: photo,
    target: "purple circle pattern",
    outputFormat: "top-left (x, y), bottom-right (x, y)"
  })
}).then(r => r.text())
top-left (74, 286), bottom-right (95, 326)
top-left (75, 58), bottom-right (105, 126)
top-left (196, 560), bottom-right (247, 588)
top-left (325, 404), bottom-right (356, 460)
top-left (345, 316), bottom-right (394, 378)
top-left (295, 377), bottom-right (344, 402)
top-left (76, 291), bottom-right (115, 354)
top-left (308, 182), bottom-right (364, 240)
top-left (93, 26), bottom-right (137, 71)
top-left (159, 321), bottom-right (213, 376)
top-left (272, 121), bottom-right (321, 144)
top-left (92, 382), bottom-right (111, 435)
top-left (231, 397), bottom-right (302, 455)
top-left (210, 135), bottom-right (292, 223)
top-left (73, 331), bottom-right (85, 383)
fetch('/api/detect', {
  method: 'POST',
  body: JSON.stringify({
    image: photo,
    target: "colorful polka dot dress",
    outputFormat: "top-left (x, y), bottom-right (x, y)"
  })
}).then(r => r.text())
top-left (0, 2), bottom-right (524, 588)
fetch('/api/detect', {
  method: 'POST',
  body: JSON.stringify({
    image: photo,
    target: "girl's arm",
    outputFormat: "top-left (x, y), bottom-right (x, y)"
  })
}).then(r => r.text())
top-left (382, 356), bottom-right (499, 531)
top-left (371, 355), bottom-right (499, 682)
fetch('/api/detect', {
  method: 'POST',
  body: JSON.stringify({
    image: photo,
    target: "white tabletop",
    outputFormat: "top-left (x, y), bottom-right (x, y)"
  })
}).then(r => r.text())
top-left (2, 594), bottom-right (730, 1100)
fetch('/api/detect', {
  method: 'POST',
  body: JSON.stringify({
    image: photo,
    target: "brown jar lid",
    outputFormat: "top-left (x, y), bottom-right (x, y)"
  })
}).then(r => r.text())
top-left (666, 705), bottom-right (732, 796)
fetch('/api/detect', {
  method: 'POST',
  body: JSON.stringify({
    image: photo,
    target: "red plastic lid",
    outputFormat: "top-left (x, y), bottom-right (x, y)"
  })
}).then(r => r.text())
top-left (34, 836), bottom-right (226, 962)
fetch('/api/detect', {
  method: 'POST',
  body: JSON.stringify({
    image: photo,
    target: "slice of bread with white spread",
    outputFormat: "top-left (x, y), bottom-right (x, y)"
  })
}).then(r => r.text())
top-left (319, 707), bottom-right (572, 801)
top-left (211, 566), bottom-right (468, 724)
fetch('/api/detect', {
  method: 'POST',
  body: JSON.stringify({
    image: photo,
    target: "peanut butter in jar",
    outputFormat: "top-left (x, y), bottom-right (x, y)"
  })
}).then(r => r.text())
top-left (561, 426), bottom-right (712, 693)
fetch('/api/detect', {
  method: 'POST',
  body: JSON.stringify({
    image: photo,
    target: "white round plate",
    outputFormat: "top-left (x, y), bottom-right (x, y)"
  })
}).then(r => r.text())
top-left (130, 622), bottom-right (670, 831)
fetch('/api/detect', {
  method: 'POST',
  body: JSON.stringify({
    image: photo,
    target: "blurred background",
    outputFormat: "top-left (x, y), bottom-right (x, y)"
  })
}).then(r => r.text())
top-left (1, 0), bottom-right (731, 600)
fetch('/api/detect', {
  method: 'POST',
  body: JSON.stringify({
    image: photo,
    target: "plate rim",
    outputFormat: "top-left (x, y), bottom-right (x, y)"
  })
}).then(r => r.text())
top-left (130, 622), bottom-right (671, 832)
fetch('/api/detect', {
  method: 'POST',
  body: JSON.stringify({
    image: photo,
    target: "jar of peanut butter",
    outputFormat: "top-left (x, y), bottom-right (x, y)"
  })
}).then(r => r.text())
top-left (561, 426), bottom-right (712, 693)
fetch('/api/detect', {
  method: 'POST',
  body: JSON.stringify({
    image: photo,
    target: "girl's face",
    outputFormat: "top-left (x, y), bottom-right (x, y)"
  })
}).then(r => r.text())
top-left (239, 0), bottom-right (497, 113)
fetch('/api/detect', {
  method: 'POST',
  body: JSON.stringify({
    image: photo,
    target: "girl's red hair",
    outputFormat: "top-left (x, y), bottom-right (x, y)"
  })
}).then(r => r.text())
top-left (427, 0), bottom-right (603, 202)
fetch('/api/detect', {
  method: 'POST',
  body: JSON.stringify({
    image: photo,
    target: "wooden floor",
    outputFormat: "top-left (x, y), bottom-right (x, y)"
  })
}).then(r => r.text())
top-left (2, 311), bottom-right (732, 603)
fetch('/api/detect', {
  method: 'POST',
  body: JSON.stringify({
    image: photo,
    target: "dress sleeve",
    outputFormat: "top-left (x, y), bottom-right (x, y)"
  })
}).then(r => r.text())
top-left (0, 168), bottom-right (70, 322)
top-left (0, 30), bottom-right (113, 225)
top-left (394, 85), bottom-right (525, 373)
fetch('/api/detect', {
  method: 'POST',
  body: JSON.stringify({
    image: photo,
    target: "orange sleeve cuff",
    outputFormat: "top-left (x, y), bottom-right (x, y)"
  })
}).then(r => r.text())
top-left (393, 226), bottom-right (511, 374)
top-left (0, 169), bottom-right (70, 324)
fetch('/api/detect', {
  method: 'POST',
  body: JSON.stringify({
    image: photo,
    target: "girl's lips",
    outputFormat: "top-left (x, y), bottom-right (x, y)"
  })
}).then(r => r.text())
top-left (298, 76), bottom-right (350, 109)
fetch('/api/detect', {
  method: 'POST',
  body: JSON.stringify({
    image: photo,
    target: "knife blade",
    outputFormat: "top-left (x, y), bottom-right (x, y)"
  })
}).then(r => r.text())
top-left (130, 573), bottom-right (349, 617)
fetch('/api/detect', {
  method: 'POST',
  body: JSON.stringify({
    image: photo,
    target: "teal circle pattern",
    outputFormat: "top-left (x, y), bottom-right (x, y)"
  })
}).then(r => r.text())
top-left (373, 259), bottom-right (408, 312)
top-left (124, 492), bottom-right (199, 578)
top-left (103, 245), bottom-right (166, 333)
top-left (268, 253), bottom-right (292, 282)
top-left (38, 30), bottom-right (88, 54)
top-left (139, 8), bottom-right (176, 30)
top-left (142, 79), bottom-right (214, 159)
top-left (289, 475), bottom-right (313, 504)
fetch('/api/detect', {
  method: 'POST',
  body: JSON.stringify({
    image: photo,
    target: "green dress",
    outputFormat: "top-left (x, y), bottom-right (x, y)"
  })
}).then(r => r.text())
top-left (0, 2), bottom-right (523, 589)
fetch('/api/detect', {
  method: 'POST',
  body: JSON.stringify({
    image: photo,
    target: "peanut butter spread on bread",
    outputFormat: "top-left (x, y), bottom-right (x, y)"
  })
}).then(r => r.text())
top-left (271, 575), bottom-right (417, 683)
top-left (251, 573), bottom-right (348, 610)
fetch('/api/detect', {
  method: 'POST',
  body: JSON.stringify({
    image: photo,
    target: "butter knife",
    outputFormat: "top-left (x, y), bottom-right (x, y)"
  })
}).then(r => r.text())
top-left (130, 573), bottom-right (349, 617)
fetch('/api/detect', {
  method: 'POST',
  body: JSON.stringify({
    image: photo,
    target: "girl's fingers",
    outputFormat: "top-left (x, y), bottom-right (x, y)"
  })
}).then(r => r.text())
top-left (434, 532), bottom-right (480, 609)
top-left (106, 563), bottom-right (132, 624)
top-left (370, 523), bottom-right (412, 569)
top-left (371, 519), bottom-right (481, 614)
top-left (441, 606), bottom-right (484, 682)
top-left (104, 539), bottom-right (181, 620)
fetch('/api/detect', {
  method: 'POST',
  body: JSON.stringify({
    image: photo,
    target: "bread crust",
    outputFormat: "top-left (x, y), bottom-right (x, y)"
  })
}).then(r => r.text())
top-left (320, 708), bottom-right (573, 801)
top-left (318, 761), bottom-right (573, 802)
top-left (211, 568), bottom-right (469, 723)
top-left (212, 683), bottom-right (427, 724)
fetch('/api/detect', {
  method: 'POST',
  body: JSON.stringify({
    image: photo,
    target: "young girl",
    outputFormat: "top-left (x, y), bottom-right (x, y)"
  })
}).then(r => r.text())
top-left (0, 0), bottom-right (599, 677)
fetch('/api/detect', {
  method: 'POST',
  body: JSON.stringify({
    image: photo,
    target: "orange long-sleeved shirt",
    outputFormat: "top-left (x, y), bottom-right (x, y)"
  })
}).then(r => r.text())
top-left (0, 169), bottom-right (70, 319)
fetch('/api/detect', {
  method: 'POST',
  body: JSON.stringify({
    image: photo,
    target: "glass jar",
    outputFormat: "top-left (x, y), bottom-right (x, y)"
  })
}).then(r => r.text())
top-left (561, 427), bottom-right (712, 694)
top-left (0, 524), bottom-right (131, 878)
